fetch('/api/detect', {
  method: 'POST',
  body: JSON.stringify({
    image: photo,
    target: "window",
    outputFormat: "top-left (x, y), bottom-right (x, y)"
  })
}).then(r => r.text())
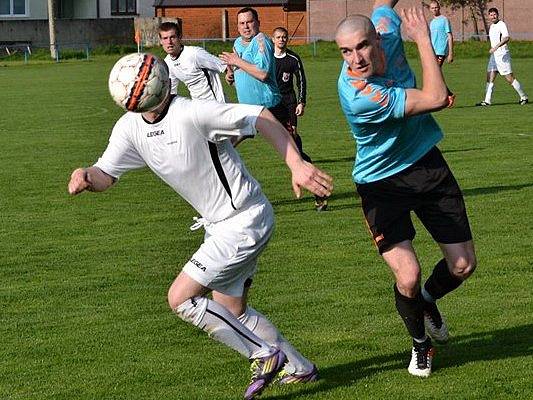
top-left (111, 0), bottom-right (136, 16)
top-left (0, 0), bottom-right (27, 16)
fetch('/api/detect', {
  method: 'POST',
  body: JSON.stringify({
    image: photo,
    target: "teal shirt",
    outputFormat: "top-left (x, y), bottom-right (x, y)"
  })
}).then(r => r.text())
top-left (337, 5), bottom-right (443, 184)
top-left (233, 32), bottom-right (281, 108)
top-left (430, 15), bottom-right (452, 56)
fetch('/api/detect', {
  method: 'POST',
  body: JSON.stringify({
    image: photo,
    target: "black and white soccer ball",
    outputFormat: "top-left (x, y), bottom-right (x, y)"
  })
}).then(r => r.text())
top-left (108, 53), bottom-right (170, 113)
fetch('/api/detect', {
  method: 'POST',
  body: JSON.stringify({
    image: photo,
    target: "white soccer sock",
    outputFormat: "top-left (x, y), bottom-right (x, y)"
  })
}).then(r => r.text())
top-left (511, 79), bottom-right (527, 98)
top-left (238, 307), bottom-right (314, 374)
top-left (175, 297), bottom-right (272, 359)
top-left (484, 82), bottom-right (494, 104)
top-left (413, 335), bottom-right (429, 344)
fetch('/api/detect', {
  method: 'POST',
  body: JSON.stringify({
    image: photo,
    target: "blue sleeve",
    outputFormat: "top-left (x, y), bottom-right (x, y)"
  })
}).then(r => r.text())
top-left (371, 5), bottom-right (401, 37)
top-left (252, 33), bottom-right (273, 73)
top-left (444, 18), bottom-right (452, 34)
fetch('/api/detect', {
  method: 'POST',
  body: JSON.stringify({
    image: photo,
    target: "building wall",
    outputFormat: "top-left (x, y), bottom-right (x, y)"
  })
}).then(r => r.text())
top-left (0, 0), bottom-right (47, 20)
top-left (0, 18), bottom-right (133, 47)
top-left (156, 6), bottom-right (306, 42)
top-left (309, 0), bottom-right (533, 41)
top-left (0, 0), bottom-right (155, 20)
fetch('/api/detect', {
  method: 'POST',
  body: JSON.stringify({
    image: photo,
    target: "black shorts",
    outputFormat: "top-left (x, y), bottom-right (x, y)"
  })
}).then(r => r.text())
top-left (281, 96), bottom-right (298, 128)
top-left (356, 147), bottom-right (472, 254)
top-left (436, 55), bottom-right (446, 66)
top-left (268, 102), bottom-right (292, 133)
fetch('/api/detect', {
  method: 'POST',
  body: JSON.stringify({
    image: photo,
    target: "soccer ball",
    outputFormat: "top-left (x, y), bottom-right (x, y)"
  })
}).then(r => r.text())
top-left (108, 53), bottom-right (170, 113)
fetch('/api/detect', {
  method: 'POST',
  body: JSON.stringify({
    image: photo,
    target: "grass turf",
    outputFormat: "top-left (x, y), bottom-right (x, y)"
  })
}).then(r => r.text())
top-left (0, 55), bottom-right (532, 399)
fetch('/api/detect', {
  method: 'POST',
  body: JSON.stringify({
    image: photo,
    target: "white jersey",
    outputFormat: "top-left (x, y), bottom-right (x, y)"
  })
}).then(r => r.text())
top-left (95, 97), bottom-right (266, 222)
top-left (165, 46), bottom-right (227, 102)
top-left (489, 20), bottom-right (510, 56)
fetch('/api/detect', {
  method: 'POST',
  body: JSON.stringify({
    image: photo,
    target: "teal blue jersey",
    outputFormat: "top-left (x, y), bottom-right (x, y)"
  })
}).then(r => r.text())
top-left (430, 15), bottom-right (452, 56)
top-left (233, 32), bottom-right (281, 108)
top-left (338, 5), bottom-right (443, 184)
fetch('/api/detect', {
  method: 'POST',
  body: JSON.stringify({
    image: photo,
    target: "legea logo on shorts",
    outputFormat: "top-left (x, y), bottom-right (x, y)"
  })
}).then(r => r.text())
top-left (189, 258), bottom-right (206, 271)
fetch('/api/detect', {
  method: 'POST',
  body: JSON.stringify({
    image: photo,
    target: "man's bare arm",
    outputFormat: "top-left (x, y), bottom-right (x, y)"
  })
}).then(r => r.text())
top-left (401, 7), bottom-right (448, 116)
top-left (219, 52), bottom-right (269, 82)
top-left (374, 0), bottom-right (400, 9)
top-left (254, 108), bottom-right (332, 199)
top-left (68, 166), bottom-right (115, 195)
top-left (447, 32), bottom-right (454, 62)
top-left (490, 36), bottom-right (510, 54)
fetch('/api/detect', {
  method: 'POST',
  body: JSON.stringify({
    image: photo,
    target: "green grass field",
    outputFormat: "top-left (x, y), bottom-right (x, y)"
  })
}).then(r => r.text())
top-left (1, 53), bottom-right (532, 400)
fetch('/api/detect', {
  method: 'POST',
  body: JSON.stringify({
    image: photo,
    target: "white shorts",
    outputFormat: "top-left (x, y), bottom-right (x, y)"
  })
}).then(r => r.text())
top-left (183, 199), bottom-right (274, 297)
top-left (487, 52), bottom-right (512, 75)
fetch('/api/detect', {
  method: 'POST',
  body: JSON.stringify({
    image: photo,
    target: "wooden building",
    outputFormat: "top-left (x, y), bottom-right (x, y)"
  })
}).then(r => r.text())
top-left (153, 0), bottom-right (307, 42)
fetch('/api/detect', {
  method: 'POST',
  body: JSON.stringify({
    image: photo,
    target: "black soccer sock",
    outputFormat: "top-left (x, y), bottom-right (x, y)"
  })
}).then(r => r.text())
top-left (292, 133), bottom-right (313, 164)
top-left (394, 284), bottom-right (426, 340)
top-left (423, 258), bottom-right (463, 301)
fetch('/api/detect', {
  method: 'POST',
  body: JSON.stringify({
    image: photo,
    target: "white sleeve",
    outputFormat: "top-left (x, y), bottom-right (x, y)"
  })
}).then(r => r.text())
top-left (169, 67), bottom-right (179, 95)
top-left (194, 47), bottom-right (227, 73)
top-left (500, 22), bottom-right (509, 38)
top-left (94, 117), bottom-right (146, 178)
top-left (190, 100), bottom-right (263, 141)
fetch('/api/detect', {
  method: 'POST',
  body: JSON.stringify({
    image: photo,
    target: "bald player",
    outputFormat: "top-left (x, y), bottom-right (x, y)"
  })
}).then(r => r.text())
top-left (336, 0), bottom-right (476, 377)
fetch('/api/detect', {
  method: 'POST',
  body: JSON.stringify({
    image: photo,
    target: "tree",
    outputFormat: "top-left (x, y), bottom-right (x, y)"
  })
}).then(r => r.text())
top-left (438, 0), bottom-right (493, 40)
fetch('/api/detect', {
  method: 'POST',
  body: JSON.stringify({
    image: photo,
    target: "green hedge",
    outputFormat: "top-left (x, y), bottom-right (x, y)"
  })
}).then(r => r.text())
top-left (2, 39), bottom-right (532, 64)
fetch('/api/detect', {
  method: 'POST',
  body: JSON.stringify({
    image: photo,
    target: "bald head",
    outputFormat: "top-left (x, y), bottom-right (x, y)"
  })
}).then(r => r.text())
top-left (335, 14), bottom-right (377, 41)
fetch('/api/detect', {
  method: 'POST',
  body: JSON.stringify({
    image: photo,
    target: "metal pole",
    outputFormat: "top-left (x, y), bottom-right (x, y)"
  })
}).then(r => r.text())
top-left (306, 0), bottom-right (310, 44)
top-left (47, 0), bottom-right (57, 60)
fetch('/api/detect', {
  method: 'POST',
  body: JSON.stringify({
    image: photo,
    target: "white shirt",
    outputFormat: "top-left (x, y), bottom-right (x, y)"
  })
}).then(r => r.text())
top-left (165, 46), bottom-right (227, 102)
top-left (95, 97), bottom-right (266, 222)
top-left (489, 20), bottom-right (510, 56)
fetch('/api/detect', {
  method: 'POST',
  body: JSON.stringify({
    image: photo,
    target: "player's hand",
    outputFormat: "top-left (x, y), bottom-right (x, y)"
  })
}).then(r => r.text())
top-left (68, 168), bottom-right (90, 195)
top-left (291, 160), bottom-right (333, 199)
top-left (447, 54), bottom-right (454, 63)
top-left (219, 51), bottom-right (241, 68)
top-left (489, 47), bottom-right (496, 54)
top-left (295, 103), bottom-right (305, 116)
top-left (400, 7), bottom-right (430, 43)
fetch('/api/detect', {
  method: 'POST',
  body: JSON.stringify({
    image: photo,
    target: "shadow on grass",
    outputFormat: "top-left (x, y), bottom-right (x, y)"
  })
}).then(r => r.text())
top-left (313, 156), bottom-right (355, 164)
top-left (463, 183), bottom-right (533, 197)
top-left (271, 191), bottom-right (360, 214)
top-left (266, 324), bottom-right (533, 399)
top-left (452, 101), bottom-right (526, 109)
top-left (441, 147), bottom-right (484, 153)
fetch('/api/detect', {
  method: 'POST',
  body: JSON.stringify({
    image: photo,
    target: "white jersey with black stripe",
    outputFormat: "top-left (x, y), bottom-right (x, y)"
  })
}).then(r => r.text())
top-left (165, 46), bottom-right (227, 102)
top-left (489, 20), bottom-right (510, 56)
top-left (94, 97), bottom-right (266, 222)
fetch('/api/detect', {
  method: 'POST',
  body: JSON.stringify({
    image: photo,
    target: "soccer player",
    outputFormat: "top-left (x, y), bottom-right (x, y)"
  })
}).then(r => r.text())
top-left (68, 58), bottom-right (331, 398)
top-left (272, 27), bottom-right (326, 211)
top-left (336, 0), bottom-right (476, 377)
top-left (428, 0), bottom-right (455, 106)
top-left (159, 22), bottom-right (227, 102)
top-left (476, 7), bottom-right (528, 106)
top-left (219, 8), bottom-right (328, 211)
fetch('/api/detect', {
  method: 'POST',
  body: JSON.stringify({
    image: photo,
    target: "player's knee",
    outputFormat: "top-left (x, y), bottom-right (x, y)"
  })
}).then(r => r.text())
top-left (450, 256), bottom-right (476, 280)
top-left (173, 296), bottom-right (208, 327)
top-left (395, 277), bottom-right (421, 298)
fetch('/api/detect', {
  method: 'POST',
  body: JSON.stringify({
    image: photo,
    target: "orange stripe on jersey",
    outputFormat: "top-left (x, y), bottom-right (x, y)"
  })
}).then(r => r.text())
top-left (347, 67), bottom-right (364, 79)
top-left (350, 79), bottom-right (367, 90)
top-left (361, 85), bottom-right (373, 95)
top-left (375, 17), bottom-right (390, 34)
top-left (126, 54), bottom-right (154, 111)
